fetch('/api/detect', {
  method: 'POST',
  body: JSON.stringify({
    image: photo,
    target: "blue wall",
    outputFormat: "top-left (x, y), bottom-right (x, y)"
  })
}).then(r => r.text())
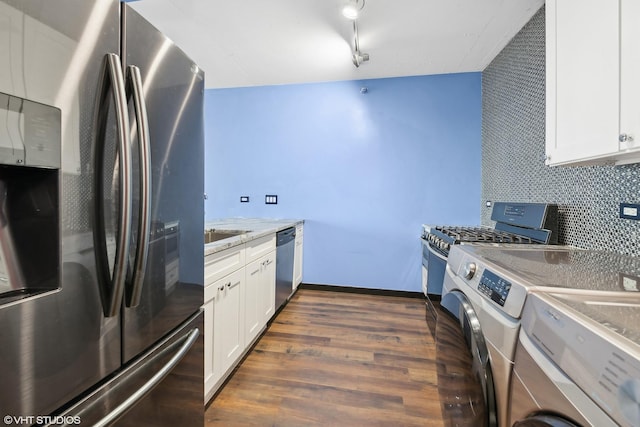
top-left (205, 73), bottom-right (481, 292)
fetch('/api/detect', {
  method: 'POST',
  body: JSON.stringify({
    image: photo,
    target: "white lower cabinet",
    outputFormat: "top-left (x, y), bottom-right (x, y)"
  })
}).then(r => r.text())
top-left (293, 224), bottom-right (304, 290)
top-left (203, 297), bottom-right (215, 400)
top-left (213, 267), bottom-right (245, 380)
top-left (204, 264), bottom-right (245, 402)
top-left (204, 242), bottom-right (246, 402)
top-left (203, 233), bottom-right (277, 402)
top-left (244, 258), bottom-right (262, 346)
top-left (244, 253), bottom-right (276, 345)
top-left (258, 252), bottom-right (276, 325)
top-left (244, 238), bottom-right (276, 346)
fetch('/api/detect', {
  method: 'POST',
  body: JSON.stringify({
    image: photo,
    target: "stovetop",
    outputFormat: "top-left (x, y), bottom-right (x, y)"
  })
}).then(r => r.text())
top-left (422, 224), bottom-right (541, 256)
top-left (431, 225), bottom-right (535, 244)
top-left (421, 202), bottom-right (559, 256)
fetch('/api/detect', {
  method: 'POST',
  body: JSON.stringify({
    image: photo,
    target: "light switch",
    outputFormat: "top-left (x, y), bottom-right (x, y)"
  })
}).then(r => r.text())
top-left (620, 273), bottom-right (640, 292)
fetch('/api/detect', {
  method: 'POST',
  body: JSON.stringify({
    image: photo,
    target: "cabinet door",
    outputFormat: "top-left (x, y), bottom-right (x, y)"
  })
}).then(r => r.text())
top-left (293, 225), bottom-right (303, 288)
top-left (546, 0), bottom-right (620, 165)
top-left (261, 252), bottom-right (276, 323)
top-left (244, 258), bottom-right (262, 345)
top-left (620, 0), bottom-right (640, 152)
top-left (203, 299), bottom-right (216, 401)
top-left (213, 268), bottom-right (244, 377)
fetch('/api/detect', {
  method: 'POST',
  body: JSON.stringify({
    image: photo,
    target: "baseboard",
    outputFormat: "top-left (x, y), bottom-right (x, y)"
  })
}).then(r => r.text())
top-left (298, 283), bottom-right (425, 299)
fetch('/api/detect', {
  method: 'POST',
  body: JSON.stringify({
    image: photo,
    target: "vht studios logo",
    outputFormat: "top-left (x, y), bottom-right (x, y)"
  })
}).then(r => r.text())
top-left (3, 415), bottom-right (81, 425)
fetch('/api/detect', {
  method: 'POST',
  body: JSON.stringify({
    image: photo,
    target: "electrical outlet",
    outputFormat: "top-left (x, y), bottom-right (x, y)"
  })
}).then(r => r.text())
top-left (240, 196), bottom-right (249, 203)
top-left (620, 273), bottom-right (640, 292)
top-left (265, 195), bottom-right (278, 205)
top-left (619, 203), bottom-right (640, 220)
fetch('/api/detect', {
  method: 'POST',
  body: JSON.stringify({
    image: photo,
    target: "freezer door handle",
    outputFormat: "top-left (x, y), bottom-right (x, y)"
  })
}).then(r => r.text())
top-left (93, 327), bottom-right (200, 427)
top-left (124, 65), bottom-right (152, 308)
top-left (93, 53), bottom-right (133, 317)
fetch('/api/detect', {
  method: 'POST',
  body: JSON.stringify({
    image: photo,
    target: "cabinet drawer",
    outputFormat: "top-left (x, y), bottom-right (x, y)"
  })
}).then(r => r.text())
top-left (245, 234), bottom-right (276, 263)
top-left (205, 245), bottom-right (245, 289)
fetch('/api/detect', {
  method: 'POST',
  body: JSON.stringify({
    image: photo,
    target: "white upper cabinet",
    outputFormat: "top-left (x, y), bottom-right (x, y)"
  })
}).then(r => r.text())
top-left (546, 0), bottom-right (640, 166)
top-left (620, 0), bottom-right (640, 154)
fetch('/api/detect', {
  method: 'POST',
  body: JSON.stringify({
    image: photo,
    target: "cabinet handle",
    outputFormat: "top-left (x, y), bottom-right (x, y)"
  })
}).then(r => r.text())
top-left (251, 268), bottom-right (260, 276)
top-left (620, 133), bottom-right (634, 143)
top-left (218, 284), bottom-right (225, 291)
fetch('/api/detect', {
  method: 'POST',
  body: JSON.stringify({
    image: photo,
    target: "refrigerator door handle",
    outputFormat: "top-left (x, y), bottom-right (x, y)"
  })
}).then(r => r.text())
top-left (125, 65), bottom-right (152, 308)
top-left (92, 327), bottom-right (200, 427)
top-left (93, 53), bottom-right (133, 318)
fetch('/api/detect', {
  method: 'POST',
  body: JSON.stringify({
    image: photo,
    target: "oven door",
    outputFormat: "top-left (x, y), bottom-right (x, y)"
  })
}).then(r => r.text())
top-left (426, 242), bottom-right (447, 296)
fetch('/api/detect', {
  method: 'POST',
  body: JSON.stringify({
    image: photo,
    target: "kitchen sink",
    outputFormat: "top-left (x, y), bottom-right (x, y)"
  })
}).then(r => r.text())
top-left (204, 229), bottom-right (249, 244)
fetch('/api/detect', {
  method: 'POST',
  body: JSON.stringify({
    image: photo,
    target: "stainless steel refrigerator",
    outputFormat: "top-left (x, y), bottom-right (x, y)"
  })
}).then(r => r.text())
top-left (0, 1), bottom-right (205, 425)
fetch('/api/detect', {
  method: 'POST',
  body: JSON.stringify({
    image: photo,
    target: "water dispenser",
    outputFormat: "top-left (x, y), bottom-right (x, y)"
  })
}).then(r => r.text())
top-left (0, 91), bottom-right (60, 303)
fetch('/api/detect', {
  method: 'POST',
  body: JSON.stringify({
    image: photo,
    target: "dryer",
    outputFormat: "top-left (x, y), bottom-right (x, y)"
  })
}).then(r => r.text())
top-left (440, 244), bottom-right (640, 426)
top-left (511, 291), bottom-right (640, 426)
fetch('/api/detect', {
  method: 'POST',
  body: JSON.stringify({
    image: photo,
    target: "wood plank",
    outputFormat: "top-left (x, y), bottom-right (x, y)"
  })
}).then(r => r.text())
top-left (205, 289), bottom-right (445, 426)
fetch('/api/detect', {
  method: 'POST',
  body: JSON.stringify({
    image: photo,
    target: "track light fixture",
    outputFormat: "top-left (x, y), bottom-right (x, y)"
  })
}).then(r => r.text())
top-left (342, 0), bottom-right (365, 20)
top-left (351, 21), bottom-right (369, 67)
top-left (342, 0), bottom-right (369, 68)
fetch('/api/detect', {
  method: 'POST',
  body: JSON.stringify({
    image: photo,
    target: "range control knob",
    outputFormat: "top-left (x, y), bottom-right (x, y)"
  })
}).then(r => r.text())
top-left (463, 262), bottom-right (477, 280)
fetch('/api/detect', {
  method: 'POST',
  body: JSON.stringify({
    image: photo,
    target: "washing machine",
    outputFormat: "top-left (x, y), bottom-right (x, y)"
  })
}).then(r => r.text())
top-left (511, 291), bottom-right (640, 427)
top-left (440, 244), bottom-right (640, 427)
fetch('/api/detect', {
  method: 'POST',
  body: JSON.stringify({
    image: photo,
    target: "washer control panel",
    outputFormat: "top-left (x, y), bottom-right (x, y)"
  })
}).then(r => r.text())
top-left (478, 269), bottom-right (512, 307)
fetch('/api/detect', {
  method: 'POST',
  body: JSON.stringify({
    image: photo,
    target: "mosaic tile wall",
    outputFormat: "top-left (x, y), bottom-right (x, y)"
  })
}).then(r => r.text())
top-left (481, 6), bottom-right (640, 257)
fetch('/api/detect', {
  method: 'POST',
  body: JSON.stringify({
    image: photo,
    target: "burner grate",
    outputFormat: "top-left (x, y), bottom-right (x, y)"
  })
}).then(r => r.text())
top-left (435, 226), bottom-right (534, 244)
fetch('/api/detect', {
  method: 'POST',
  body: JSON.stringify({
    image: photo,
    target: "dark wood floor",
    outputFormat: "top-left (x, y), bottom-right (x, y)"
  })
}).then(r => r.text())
top-left (205, 288), bottom-right (445, 426)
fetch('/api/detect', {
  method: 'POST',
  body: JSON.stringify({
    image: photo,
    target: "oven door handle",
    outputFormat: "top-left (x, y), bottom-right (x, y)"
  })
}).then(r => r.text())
top-left (427, 242), bottom-right (448, 262)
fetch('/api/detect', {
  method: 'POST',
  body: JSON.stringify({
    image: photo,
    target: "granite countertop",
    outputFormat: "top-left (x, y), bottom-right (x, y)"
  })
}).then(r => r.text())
top-left (204, 218), bottom-right (304, 257)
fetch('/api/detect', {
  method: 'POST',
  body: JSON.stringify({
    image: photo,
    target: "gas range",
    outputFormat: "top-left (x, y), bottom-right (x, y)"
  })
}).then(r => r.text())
top-left (421, 202), bottom-right (558, 297)
top-left (422, 225), bottom-right (540, 257)
top-left (422, 202), bottom-right (558, 257)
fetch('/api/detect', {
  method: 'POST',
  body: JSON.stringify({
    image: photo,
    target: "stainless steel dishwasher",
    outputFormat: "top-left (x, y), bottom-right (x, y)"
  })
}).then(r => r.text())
top-left (275, 227), bottom-right (296, 311)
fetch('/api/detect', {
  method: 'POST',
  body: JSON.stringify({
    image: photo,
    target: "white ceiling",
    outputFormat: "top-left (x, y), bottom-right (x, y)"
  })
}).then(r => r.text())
top-left (129, 0), bottom-right (544, 89)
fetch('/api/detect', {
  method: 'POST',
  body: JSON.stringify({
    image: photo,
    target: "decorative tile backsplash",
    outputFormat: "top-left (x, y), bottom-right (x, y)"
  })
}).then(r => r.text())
top-left (481, 6), bottom-right (640, 257)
